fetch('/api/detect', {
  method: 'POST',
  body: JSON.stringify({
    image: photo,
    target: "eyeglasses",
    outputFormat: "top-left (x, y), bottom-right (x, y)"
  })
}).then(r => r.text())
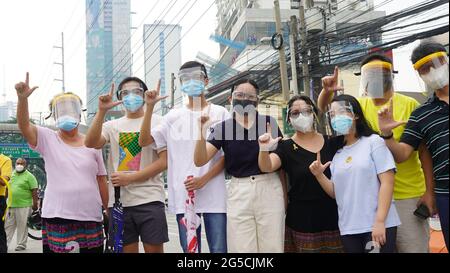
top-left (289, 109), bottom-right (314, 119)
top-left (232, 92), bottom-right (258, 101)
top-left (179, 72), bottom-right (206, 84)
top-left (326, 107), bottom-right (353, 119)
top-left (118, 88), bottom-right (144, 98)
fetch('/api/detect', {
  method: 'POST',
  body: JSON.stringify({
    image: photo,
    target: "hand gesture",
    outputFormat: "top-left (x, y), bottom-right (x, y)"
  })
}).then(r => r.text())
top-left (309, 153), bottom-right (332, 177)
top-left (98, 83), bottom-right (123, 111)
top-left (258, 123), bottom-right (282, 152)
top-left (322, 66), bottom-right (344, 94)
top-left (377, 99), bottom-right (407, 136)
top-left (15, 72), bottom-right (39, 99)
top-left (145, 80), bottom-right (168, 106)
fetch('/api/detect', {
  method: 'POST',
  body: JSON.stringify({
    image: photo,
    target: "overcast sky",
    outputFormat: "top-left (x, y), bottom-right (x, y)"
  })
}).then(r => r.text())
top-left (0, 0), bottom-right (447, 117)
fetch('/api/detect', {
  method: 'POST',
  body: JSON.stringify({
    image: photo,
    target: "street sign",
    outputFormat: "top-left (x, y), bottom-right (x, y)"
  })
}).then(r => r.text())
top-left (0, 143), bottom-right (41, 159)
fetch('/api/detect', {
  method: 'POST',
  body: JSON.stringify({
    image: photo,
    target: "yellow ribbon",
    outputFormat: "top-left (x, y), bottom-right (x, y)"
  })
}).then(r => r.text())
top-left (413, 52), bottom-right (448, 71)
top-left (1, 177), bottom-right (12, 221)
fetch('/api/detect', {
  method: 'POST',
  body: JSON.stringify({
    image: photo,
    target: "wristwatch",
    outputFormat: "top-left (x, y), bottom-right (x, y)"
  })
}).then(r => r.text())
top-left (381, 132), bottom-right (394, 140)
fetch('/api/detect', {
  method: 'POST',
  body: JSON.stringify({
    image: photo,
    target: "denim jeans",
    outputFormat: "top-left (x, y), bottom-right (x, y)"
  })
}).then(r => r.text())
top-left (176, 213), bottom-right (227, 253)
top-left (436, 193), bottom-right (449, 250)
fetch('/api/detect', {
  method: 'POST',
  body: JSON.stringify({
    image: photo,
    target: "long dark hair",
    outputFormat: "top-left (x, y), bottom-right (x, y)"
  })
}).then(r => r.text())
top-left (331, 95), bottom-right (378, 138)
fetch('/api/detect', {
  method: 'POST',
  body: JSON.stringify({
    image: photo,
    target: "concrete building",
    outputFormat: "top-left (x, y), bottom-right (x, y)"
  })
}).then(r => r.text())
top-left (86, 0), bottom-right (132, 122)
top-left (0, 101), bottom-right (17, 122)
top-left (143, 22), bottom-right (183, 116)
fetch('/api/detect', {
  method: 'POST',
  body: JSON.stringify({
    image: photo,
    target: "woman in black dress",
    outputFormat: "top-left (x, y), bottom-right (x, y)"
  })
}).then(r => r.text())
top-left (259, 95), bottom-right (344, 253)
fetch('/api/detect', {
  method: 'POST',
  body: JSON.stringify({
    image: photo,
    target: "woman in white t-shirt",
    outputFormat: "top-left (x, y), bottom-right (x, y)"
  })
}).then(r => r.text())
top-left (309, 95), bottom-right (401, 253)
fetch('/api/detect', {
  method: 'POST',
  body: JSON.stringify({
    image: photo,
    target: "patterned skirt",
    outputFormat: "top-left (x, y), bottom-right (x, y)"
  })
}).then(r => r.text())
top-left (42, 218), bottom-right (104, 253)
top-left (284, 226), bottom-right (344, 253)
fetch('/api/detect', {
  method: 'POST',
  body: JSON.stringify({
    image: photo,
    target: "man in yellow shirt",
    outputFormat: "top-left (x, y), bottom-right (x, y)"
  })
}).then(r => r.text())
top-left (0, 153), bottom-right (13, 253)
top-left (318, 54), bottom-right (435, 253)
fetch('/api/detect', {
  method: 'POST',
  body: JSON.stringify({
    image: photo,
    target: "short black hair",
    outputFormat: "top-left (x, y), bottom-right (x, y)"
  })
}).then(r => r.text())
top-left (117, 77), bottom-right (148, 100)
top-left (231, 78), bottom-right (260, 95)
top-left (361, 53), bottom-right (393, 67)
top-left (411, 42), bottom-right (448, 64)
top-left (180, 61), bottom-right (208, 79)
top-left (331, 94), bottom-right (378, 139)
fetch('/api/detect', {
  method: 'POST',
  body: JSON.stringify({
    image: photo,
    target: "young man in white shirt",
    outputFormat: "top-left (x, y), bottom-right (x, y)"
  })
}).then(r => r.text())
top-left (139, 61), bottom-right (230, 253)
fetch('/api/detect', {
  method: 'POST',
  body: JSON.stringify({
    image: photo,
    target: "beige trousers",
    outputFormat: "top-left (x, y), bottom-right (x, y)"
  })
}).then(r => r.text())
top-left (5, 207), bottom-right (32, 250)
top-left (227, 173), bottom-right (285, 253)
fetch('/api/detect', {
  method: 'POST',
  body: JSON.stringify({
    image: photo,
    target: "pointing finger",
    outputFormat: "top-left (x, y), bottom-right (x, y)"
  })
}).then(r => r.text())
top-left (156, 79), bottom-right (161, 95)
top-left (333, 66), bottom-right (339, 81)
top-left (26, 72), bottom-right (30, 86)
top-left (109, 83), bottom-right (115, 96)
top-left (317, 152), bottom-right (322, 164)
top-left (266, 123), bottom-right (272, 135)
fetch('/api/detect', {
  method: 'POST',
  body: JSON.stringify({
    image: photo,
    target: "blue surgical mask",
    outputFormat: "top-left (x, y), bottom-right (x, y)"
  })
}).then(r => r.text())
top-left (181, 80), bottom-right (205, 97)
top-left (56, 116), bottom-right (79, 132)
top-left (331, 115), bottom-right (353, 135)
top-left (123, 93), bottom-right (144, 113)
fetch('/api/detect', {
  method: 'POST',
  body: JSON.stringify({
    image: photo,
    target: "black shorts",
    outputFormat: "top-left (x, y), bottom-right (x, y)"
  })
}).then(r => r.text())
top-left (110, 201), bottom-right (169, 246)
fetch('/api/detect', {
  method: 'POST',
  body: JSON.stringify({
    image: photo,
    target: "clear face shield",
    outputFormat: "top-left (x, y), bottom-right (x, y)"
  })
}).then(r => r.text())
top-left (52, 95), bottom-right (82, 131)
top-left (231, 87), bottom-right (259, 117)
top-left (326, 101), bottom-right (355, 136)
top-left (287, 104), bottom-right (316, 133)
top-left (358, 61), bottom-right (394, 99)
top-left (414, 51), bottom-right (449, 93)
top-left (178, 67), bottom-right (207, 97)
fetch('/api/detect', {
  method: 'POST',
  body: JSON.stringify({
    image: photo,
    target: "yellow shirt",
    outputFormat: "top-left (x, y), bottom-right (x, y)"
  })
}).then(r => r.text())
top-left (0, 154), bottom-right (13, 196)
top-left (358, 93), bottom-right (426, 200)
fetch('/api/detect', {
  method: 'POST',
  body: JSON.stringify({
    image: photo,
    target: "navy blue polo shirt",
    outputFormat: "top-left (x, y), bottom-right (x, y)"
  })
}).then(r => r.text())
top-left (208, 113), bottom-right (283, 178)
top-left (401, 95), bottom-right (449, 195)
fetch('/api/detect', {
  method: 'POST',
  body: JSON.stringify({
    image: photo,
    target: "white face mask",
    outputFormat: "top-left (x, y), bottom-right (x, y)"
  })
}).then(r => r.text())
top-left (290, 114), bottom-right (314, 133)
top-left (15, 165), bottom-right (25, 173)
top-left (420, 65), bottom-right (449, 91)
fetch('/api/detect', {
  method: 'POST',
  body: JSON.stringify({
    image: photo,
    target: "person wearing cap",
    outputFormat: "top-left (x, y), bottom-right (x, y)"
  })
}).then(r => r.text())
top-left (318, 54), bottom-right (435, 253)
top-left (0, 153), bottom-right (12, 253)
top-left (378, 43), bottom-right (449, 250)
top-left (15, 73), bottom-right (109, 253)
top-left (85, 77), bottom-right (169, 253)
top-left (139, 61), bottom-right (229, 253)
top-left (5, 158), bottom-right (39, 252)
top-left (310, 94), bottom-right (401, 253)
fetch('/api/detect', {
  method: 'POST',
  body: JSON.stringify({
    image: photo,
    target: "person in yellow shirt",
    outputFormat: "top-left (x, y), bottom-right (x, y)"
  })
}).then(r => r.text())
top-left (317, 54), bottom-right (435, 253)
top-left (0, 153), bottom-right (13, 253)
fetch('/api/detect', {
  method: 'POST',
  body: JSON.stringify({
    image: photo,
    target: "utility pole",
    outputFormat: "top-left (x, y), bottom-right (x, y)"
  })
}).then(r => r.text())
top-left (54, 32), bottom-right (66, 93)
top-left (299, 0), bottom-right (311, 98)
top-left (274, 0), bottom-right (290, 104)
top-left (289, 16), bottom-right (299, 96)
top-left (170, 73), bottom-right (176, 109)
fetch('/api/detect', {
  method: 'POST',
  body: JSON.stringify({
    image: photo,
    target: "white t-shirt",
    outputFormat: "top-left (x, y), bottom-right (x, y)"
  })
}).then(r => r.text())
top-left (331, 134), bottom-right (401, 236)
top-left (102, 115), bottom-right (166, 208)
top-left (152, 104), bottom-right (231, 214)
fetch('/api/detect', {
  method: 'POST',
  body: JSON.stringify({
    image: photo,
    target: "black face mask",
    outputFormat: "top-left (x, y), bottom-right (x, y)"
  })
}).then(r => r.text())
top-left (233, 99), bottom-right (258, 116)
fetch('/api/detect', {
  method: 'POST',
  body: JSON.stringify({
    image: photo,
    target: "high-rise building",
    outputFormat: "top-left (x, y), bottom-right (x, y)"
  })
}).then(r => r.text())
top-left (143, 22), bottom-right (182, 116)
top-left (86, 0), bottom-right (131, 122)
top-left (0, 101), bottom-right (17, 122)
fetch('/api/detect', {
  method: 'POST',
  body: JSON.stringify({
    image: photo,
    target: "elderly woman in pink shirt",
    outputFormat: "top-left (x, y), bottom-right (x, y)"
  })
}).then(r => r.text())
top-left (15, 73), bottom-right (108, 253)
